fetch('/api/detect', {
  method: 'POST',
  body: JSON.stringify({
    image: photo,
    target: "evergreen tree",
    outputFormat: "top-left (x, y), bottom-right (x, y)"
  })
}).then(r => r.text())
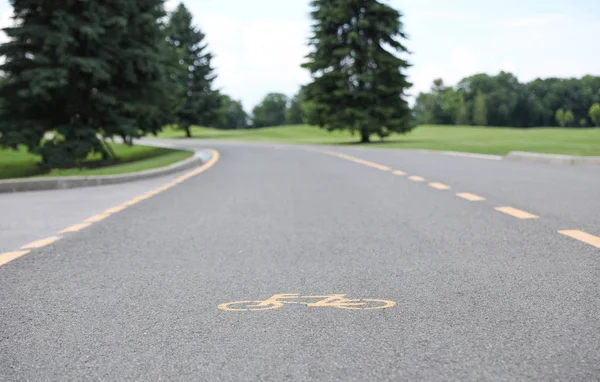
top-left (0, 0), bottom-right (114, 166)
top-left (302, 0), bottom-right (413, 143)
top-left (101, 0), bottom-right (178, 145)
top-left (166, 3), bottom-right (220, 137)
top-left (0, 0), bottom-right (174, 166)
top-left (473, 92), bottom-right (488, 126)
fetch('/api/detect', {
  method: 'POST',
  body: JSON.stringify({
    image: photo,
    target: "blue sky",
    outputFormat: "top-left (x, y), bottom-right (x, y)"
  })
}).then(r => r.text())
top-left (1, 0), bottom-right (599, 110)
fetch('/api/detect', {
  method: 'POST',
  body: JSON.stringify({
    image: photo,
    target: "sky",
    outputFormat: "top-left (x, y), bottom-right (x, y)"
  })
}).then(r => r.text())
top-left (1, 0), bottom-right (599, 111)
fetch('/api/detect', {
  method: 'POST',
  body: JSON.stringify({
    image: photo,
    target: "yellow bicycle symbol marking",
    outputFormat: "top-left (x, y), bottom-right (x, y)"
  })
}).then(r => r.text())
top-left (218, 294), bottom-right (396, 311)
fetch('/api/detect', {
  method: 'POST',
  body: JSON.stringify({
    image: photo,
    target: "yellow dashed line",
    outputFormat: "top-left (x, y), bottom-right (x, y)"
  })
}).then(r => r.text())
top-left (495, 207), bottom-right (539, 220)
top-left (0, 251), bottom-right (31, 267)
top-left (321, 151), bottom-right (391, 171)
top-left (21, 236), bottom-right (61, 250)
top-left (429, 182), bottom-right (451, 190)
top-left (457, 192), bottom-right (486, 201)
top-left (84, 213), bottom-right (110, 223)
top-left (558, 230), bottom-right (600, 249)
top-left (392, 170), bottom-right (406, 176)
top-left (408, 176), bottom-right (426, 182)
top-left (60, 223), bottom-right (92, 234)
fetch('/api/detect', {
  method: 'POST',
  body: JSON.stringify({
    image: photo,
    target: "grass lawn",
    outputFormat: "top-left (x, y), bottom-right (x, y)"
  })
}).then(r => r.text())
top-left (0, 143), bottom-right (193, 180)
top-left (156, 124), bottom-right (600, 156)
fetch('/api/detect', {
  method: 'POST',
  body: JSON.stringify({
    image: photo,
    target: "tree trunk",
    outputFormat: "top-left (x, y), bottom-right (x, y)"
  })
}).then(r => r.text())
top-left (360, 130), bottom-right (370, 143)
top-left (184, 125), bottom-right (192, 138)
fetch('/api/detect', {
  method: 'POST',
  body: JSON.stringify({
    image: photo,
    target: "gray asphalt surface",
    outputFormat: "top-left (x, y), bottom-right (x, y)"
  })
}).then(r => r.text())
top-left (1, 141), bottom-right (599, 380)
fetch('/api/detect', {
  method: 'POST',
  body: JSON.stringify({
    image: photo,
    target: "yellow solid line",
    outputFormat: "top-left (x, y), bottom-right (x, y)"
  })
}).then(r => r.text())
top-left (495, 207), bottom-right (539, 220)
top-left (392, 170), bottom-right (406, 176)
top-left (321, 151), bottom-right (391, 171)
top-left (558, 230), bottom-right (600, 249)
top-left (59, 223), bottom-right (92, 234)
top-left (0, 250), bottom-right (31, 267)
top-left (105, 205), bottom-right (126, 214)
top-left (429, 182), bottom-right (451, 190)
top-left (408, 176), bottom-right (426, 182)
top-left (84, 214), bottom-right (110, 223)
top-left (21, 236), bottom-right (61, 250)
top-left (457, 192), bottom-right (486, 201)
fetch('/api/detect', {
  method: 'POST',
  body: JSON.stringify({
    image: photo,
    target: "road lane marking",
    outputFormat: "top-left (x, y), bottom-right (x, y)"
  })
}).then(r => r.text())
top-left (84, 213), bottom-right (110, 223)
top-left (0, 251), bottom-right (31, 267)
top-left (218, 294), bottom-right (396, 311)
top-left (59, 223), bottom-right (92, 234)
top-left (21, 236), bottom-right (61, 250)
top-left (392, 170), bottom-right (406, 176)
top-left (457, 193), bottom-right (486, 201)
top-left (429, 182), bottom-right (451, 190)
top-left (105, 205), bottom-right (127, 214)
top-left (495, 207), bottom-right (539, 220)
top-left (321, 151), bottom-right (392, 171)
top-left (558, 230), bottom-right (600, 249)
top-left (1, 149), bottom-right (222, 269)
top-left (408, 176), bottom-right (426, 182)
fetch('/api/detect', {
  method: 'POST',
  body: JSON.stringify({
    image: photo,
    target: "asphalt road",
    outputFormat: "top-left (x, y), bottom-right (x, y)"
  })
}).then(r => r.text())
top-left (1, 140), bottom-right (599, 380)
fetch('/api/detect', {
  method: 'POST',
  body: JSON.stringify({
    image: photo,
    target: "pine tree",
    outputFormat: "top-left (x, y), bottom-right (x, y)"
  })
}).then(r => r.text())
top-left (166, 3), bottom-right (220, 138)
top-left (473, 92), bottom-right (488, 126)
top-left (302, 0), bottom-right (413, 143)
top-left (0, 0), bottom-right (116, 166)
top-left (100, 0), bottom-right (178, 145)
top-left (0, 0), bottom-right (175, 166)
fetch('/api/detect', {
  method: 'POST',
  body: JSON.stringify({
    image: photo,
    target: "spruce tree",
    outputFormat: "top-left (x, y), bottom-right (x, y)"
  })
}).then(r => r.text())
top-left (100, 0), bottom-right (177, 145)
top-left (0, 0), bottom-right (175, 166)
top-left (0, 0), bottom-right (116, 166)
top-left (302, 0), bottom-right (413, 143)
top-left (166, 3), bottom-right (220, 138)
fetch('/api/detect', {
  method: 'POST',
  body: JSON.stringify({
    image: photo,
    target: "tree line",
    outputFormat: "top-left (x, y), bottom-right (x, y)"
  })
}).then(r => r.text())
top-left (413, 72), bottom-right (600, 128)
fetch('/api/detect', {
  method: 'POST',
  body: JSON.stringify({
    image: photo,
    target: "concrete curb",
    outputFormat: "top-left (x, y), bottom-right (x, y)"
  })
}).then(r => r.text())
top-left (0, 148), bottom-right (207, 194)
top-left (505, 151), bottom-right (600, 166)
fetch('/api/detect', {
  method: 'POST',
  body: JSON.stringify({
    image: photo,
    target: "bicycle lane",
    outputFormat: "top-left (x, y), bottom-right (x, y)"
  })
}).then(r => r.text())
top-left (1, 142), bottom-right (598, 380)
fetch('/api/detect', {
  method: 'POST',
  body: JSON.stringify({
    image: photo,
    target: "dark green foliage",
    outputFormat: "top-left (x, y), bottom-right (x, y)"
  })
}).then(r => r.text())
top-left (166, 3), bottom-right (220, 137)
top-left (252, 93), bottom-right (288, 128)
top-left (215, 94), bottom-right (248, 129)
top-left (590, 103), bottom-right (600, 127)
top-left (286, 90), bottom-right (304, 125)
top-left (302, 0), bottom-right (413, 143)
top-left (0, 0), bottom-right (175, 167)
top-left (414, 72), bottom-right (600, 128)
top-left (473, 92), bottom-right (488, 126)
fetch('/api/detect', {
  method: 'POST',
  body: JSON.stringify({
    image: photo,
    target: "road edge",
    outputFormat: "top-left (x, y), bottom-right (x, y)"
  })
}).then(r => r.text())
top-left (0, 147), bottom-right (208, 193)
top-left (505, 151), bottom-right (600, 166)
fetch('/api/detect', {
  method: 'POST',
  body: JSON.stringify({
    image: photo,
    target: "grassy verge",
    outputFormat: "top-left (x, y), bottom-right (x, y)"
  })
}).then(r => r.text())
top-left (0, 143), bottom-right (193, 180)
top-left (156, 124), bottom-right (600, 156)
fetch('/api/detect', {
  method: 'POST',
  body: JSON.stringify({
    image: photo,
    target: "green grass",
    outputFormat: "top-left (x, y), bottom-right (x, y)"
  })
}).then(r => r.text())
top-left (0, 143), bottom-right (193, 180)
top-left (156, 124), bottom-right (600, 156)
